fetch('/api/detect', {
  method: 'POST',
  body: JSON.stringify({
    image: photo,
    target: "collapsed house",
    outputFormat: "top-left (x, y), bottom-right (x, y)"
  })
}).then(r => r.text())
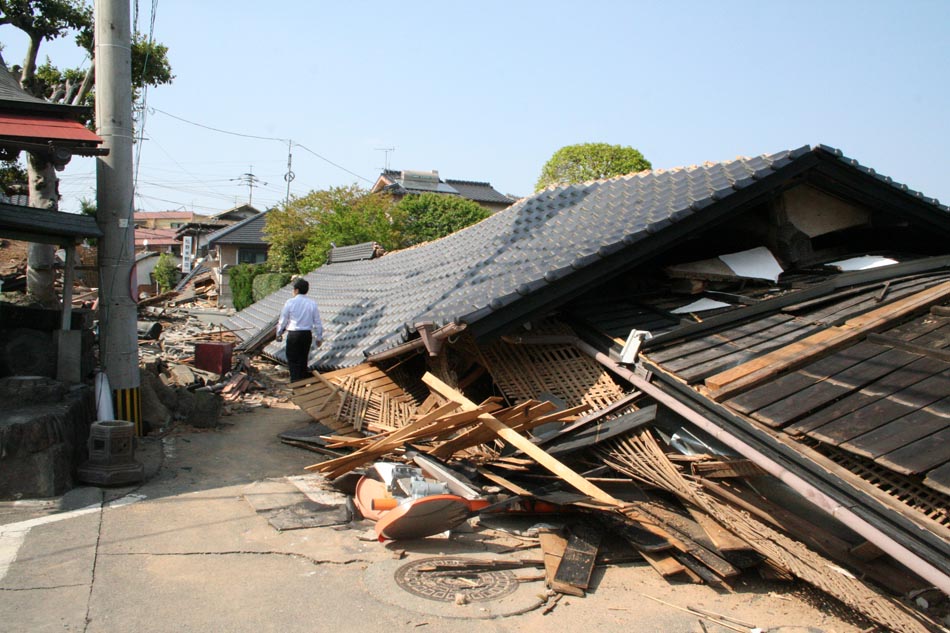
top-left (226, 145), bottom-right (950, 631)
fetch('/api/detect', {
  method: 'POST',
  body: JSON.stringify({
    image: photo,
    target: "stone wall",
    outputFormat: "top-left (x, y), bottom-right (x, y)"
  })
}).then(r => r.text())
top-left (0, 377), bottom-right (96, 499)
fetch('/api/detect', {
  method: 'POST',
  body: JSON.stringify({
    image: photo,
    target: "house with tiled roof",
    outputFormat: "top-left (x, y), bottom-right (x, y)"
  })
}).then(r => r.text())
top-left (205, 210), bottom-right (271, 307)
top-left (371, 169), bottom-right (517, 214)
top-left (228, 145), bottom-right (950, 600)
top-left (133, 210), bottom-right (197, 230)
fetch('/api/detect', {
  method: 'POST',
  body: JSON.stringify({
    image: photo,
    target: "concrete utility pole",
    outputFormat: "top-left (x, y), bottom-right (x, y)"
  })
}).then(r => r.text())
top-left (95, 0), bottom-right (141, 433)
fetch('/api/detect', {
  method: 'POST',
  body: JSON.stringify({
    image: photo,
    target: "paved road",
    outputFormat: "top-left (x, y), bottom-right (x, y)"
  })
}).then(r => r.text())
top-left (0, 405), bottom-right (861, 633)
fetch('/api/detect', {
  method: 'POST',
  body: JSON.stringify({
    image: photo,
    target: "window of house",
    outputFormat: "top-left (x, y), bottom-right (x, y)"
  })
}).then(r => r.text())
top-left (238, 249), bottom-right (268, 264)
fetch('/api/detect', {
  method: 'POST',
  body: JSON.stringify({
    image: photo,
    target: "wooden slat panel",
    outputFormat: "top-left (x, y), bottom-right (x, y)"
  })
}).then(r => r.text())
top-left (725, 341), bottom-right (886, 415)
top-left (803, 370), bottom-right (950, 446)
top-left (842, 396), bottom-right (950, 458)
top-left (786, 356), bottom-right (949, 438)
top-left (906, 321), bottom-right (950, 351)
top-left (876, 427), bottom-right (950, 475)
top-left (676, 321), bottom-right (816, 383)
top-left (803, 277), bottom-right (944, 324)
top-left (753, 348), bottom-right (920, 429)
top-left (647, 313), bottom-right (793, 364)
top-left (705, 279), bottom-right (950, 400)
top-left (923, 462), bottom-right (950, 496)
top-left (884, 315), bottom-right (949, 342)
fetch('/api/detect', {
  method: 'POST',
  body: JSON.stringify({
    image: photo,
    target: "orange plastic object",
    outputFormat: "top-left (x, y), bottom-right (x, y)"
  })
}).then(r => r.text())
top-left (354, 476), bottom-right (390, 522)
top-left (375, 494), bottom-right (470, 541)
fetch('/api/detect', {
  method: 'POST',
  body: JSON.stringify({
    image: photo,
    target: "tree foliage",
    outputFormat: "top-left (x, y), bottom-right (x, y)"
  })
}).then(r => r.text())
top-left (152, 252), bottom-right (178, 293)
top-left (252, 272), bottom-right (292, 303)
top-left (265, 185), bottom-right (496, 275)
top-left (1, 1), bottom-right (173, 121)
top-left (266, 185), bottom-right (402, 274)
top-left (397, 193), bottom-right (489, 247)
top-left (229, 263), bottom-right (266, 312)
top-left (0, 159), bottom-right (28, 196)
top-left (535, 142), bottom-right (651, 192)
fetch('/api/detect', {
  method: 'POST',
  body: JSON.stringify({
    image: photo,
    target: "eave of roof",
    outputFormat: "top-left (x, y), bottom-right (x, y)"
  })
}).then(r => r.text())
top-left (0, 112), bottom-right (102, 144)
top-left (206, 209), bottom-right (269, 246)
top-left (0, 202), bottom-right (103, 244)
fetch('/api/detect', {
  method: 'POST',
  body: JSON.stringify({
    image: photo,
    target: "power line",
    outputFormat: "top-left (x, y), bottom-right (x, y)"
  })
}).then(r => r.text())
top-left (151, 108), bottom-right (288, 142)
top-left (149, 108), bottom-right (371, 183)
top-left (294, 142), bottom-right (371, 183)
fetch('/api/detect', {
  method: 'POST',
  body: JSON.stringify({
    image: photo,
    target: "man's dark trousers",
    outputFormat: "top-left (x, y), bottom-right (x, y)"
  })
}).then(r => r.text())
top-left (285, 330), bottom-right (312, 382)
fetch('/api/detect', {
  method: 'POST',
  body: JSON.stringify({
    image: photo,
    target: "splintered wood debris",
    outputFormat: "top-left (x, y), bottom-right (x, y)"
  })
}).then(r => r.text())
top-left (283, 350), bottom-right (944, 632)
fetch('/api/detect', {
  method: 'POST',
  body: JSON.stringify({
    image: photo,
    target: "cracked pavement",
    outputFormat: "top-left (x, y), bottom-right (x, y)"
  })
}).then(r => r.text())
top-left (0, 405), bottom-right (864, 633)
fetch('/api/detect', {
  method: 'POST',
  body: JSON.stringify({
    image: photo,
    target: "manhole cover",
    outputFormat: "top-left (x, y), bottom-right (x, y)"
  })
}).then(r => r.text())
top-left (394, 557), bottom-right (519, 603)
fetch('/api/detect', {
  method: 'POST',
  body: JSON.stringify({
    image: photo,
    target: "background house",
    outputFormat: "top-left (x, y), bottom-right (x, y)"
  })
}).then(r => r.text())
top-left (133, 210), bottom-right (197, 230)
top-left (371, 169), bottom-right (517, 214)
top-left (206, 210), bottom-right (270, 307)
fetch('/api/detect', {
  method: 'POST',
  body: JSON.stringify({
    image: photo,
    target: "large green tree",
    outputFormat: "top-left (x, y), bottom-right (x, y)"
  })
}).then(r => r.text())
top-left (265, 185), bottom-right (403, 274)
top-left (0, 0), bottom-right (172, 302)
top-left (397, 192), bottom-right (489, 247)
top-left (535, 142), bottom-right (651, 192)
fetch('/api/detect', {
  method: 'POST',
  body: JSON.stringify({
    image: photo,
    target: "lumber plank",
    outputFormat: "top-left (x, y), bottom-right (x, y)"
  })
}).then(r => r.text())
top-left (685, 506), bottom-right (753, 553)
top-left (539, 530), bottom-right (568, 591)
top-left (552, 524), bottom-right (601, 596)
top-left (422, 373), bottom-right (681, 546)
top-left (304, 400), bottom-right (461, 474)
top-left (639, 551), bottom-right (688, 578)
top-left (705, 279), bottom-right (950, 400)
top-left (423, 373), bottom-right (620, 506)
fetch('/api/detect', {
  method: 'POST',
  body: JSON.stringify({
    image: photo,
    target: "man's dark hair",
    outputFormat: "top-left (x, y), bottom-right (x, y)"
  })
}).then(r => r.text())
top-left (293, 278), bottom-right (309, 294)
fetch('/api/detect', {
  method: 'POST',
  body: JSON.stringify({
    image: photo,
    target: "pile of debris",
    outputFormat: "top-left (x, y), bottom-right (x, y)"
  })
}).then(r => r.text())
top-left (136, 301), bottom-right (289, 432)
top-left (284, 348), bottom-right (946, 633)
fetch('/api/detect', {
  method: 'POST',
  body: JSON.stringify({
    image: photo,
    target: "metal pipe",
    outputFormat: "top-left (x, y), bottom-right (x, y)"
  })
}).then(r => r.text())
top-left (366, 322), bottom-right (467, 363)
top-left (505, 333), bottom-right (950, 593)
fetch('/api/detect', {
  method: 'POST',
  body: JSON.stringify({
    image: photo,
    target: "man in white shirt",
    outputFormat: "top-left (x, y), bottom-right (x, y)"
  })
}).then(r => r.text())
top-left (275, 278), bottom-right (323, 382)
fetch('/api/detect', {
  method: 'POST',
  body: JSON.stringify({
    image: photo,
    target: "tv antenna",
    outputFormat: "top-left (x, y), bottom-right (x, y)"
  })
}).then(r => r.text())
top-left (375, 146), bottom-right (395, 172)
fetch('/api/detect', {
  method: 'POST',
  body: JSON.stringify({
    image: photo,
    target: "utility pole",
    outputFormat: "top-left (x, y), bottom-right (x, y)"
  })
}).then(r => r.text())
top-left (284, 140), bottom-right (295, 207)
top-left (95, 0), bottom-right (141, 433)
top-left (233, 167), bottom-right (265, 205)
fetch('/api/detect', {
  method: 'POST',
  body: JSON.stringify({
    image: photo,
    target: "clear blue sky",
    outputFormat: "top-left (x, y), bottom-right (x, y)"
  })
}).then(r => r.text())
top-left (3, 1), bottom-right (949, 214)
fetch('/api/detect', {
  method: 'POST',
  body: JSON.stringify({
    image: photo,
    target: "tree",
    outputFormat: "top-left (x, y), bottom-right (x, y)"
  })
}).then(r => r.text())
top-left (262, 203), bottom-right (317, 274)
top-left (396, 193), bottom-right (490, 247)
top-left (0, 0), bottom-right (172, 302)
top-left (265, 185), bottom-right (402, 274)
top-left (151, 252), bottom-right (178, 293)
top-left (0, 159), bottom-right (28, 196)
top-left (534, 142), bottom-right (651, 192)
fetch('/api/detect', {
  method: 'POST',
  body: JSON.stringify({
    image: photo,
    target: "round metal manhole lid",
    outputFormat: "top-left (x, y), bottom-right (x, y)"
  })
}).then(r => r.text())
top-left (394, 557), bottom-right (519, 603)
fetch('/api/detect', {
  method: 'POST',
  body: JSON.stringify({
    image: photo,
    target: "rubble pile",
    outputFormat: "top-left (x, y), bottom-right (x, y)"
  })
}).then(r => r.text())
top-left (136, 301), bottom-right (289, 433)
top-left (286, 351), bottom-right (947, 633)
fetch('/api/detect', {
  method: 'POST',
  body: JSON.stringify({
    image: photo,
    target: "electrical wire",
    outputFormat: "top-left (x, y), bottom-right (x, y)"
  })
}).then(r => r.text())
top-left (151, 108), bottom-right (289, 143)
top-left (149, 108), bottom-right (371, 183)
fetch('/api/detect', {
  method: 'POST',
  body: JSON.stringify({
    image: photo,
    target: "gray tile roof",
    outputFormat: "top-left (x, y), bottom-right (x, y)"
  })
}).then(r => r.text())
top-left (326, 242), bottom-right (381, 264)
top-left (226, 145), bottom-right (950, 370)
top-left (381, 169), bottom-right (515, 206)
top-left (444, 179), bottom-right (517, 205)
top-left (0, 201), bottom-right (103, 243)
top-left (0, 65), bottom-right (90, 117)
top-left (207, 210), bottom-right (269, 246)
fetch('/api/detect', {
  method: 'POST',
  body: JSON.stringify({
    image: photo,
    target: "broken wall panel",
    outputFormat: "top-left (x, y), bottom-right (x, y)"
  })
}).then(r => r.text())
top-left (473, 327), bottom-right (624, 410)
top-left (290, 363), bottom-right (419, 435)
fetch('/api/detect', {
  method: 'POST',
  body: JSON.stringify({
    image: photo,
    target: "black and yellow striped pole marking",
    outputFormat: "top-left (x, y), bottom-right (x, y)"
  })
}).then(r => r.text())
top-left (113, 387), bottom-right (143, 436)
